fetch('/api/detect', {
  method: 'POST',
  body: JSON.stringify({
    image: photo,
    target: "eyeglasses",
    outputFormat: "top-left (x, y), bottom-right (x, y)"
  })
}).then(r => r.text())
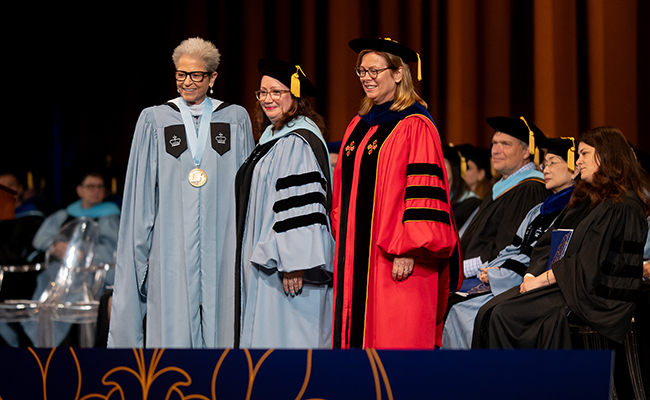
top-left (255, 90), bottom-right (291, 101)
top-left (81, 184), bottom-right (105, 190)
top-left (354, 67), bottom-right (391, 79)
top-left (539, 160), bottom-right (564, 171)
top-left (175, 70), bottom-right (211, 82)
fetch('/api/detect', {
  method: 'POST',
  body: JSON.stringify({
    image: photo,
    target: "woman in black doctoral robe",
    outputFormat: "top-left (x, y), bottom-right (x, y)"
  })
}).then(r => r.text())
top-left (472, 126), bottom-right (650, 349)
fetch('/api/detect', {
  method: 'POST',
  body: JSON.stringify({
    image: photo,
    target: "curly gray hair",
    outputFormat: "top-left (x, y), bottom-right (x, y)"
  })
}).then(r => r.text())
top-left (172, 37), bottom-right (221, 72)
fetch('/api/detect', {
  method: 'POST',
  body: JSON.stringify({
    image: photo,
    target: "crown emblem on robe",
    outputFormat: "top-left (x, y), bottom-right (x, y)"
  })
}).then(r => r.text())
top-left (170, 135), bottom-right (182, 147)
top-left (215, 133), bottom-right (227, 145)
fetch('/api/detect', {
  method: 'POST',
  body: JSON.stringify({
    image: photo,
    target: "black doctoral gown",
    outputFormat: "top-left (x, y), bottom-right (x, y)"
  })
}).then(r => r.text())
top-left (472, 192), bottom-right (647, 349)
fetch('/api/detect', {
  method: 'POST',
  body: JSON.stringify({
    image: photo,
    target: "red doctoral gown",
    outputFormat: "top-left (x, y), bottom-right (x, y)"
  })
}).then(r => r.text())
top-left (332, 106), bottom-right (461, 349)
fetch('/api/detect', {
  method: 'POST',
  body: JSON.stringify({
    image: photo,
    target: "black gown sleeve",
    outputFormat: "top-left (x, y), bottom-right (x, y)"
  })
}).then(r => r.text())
top-left (553, 194), bottom-right (647, 343)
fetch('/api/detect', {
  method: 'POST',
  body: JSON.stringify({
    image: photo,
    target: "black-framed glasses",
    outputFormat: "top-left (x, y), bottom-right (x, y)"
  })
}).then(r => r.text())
top-left (175, 70), bottom-right (211, 82)
top-left (354, 67), bottom-right (391, 79)
top-left (255, 90), bottom-right (291, 101)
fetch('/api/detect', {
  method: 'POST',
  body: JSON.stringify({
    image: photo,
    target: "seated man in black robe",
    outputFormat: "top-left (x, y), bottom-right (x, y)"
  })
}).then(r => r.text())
top-left (448, 117), bottom-right (550, 314)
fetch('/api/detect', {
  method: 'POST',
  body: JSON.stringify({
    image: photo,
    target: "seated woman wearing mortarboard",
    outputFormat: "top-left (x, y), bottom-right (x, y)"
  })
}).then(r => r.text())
top-left (455, 144), bottom-right (493, 200)
top-left (442, 145), bottom-right (481, 230)
top-left (443, 137), bottom-right (579, 349)
top-left (234, 58), bottom-right (333, 348)
top-left (472, 126), bottom-right (650, 349)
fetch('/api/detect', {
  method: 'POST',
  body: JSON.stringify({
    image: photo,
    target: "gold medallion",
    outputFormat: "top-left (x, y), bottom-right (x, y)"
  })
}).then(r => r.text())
top-left (188, 167), bottom-right (207, 187)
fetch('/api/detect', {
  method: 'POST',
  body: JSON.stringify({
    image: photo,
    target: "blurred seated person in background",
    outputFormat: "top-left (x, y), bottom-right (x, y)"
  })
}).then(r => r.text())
top-left (460, 117), bottom-right (550, 282)
top-left (443, 137), bottom-right (578, 349)
top-left (32, 172), bottom-right (119, 265)
top-left (0, 171), bottom-right (45, 268)
top-left (455, 144), bottom-right (493, 199)
top-left (472, 126), bottom-right (650, 350)
top-left (22, 171), bottom-right (120, 347)
top-left (0, 171), bottom-right (46, 347)
top-left (442, 145), bottom-right (481, 230)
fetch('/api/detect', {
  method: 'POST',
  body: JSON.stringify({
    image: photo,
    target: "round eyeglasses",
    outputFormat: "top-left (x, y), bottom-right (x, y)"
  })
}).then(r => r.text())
top-left (354, 67), bottom-right (391, 79)
top-left (539, 159), bottom-right (564, 171)
top-left (255, 90), bottom-right (291, 101)
top-left (175, 70), bottom-right (211, 82)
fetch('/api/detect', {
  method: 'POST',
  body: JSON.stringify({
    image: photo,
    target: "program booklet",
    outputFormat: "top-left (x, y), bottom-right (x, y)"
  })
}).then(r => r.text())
top-left (456, 277), bottom-right (491, 297)
top-left (546, 229), bottom-right (573, 270)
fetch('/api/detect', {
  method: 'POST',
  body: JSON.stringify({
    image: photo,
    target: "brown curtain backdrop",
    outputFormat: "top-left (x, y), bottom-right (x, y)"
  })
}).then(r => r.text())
top-left (12, 0), bottom-right (649, 204)
top-left (205, 0), bottom-right (649, 150)
top-left (207, 0), bottom-right (650, 151)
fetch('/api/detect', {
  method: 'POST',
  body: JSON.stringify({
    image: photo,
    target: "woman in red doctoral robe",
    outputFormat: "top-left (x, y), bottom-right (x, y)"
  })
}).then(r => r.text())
top-left (331, 37), bottom-right (462, 349)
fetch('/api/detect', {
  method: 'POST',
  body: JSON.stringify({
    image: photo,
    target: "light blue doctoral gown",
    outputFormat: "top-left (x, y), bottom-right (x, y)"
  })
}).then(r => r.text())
top-left (108, 97), bottom-right (254, 348)
top-left (239, 117), bottom-right (334, 348)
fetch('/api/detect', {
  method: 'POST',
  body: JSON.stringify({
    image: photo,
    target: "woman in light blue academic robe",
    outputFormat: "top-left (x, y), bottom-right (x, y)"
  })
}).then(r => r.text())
top-left (234, 59), bottom-right (333, 348)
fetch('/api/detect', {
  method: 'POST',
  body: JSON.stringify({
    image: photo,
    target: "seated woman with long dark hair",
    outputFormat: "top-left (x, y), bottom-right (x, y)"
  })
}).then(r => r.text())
top-left (472, 126), bottom-right (650, 349)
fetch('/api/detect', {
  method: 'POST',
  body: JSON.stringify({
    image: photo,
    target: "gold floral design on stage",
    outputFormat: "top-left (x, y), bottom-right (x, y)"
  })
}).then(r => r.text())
top-left (18, 347), bottom-right (394, 400)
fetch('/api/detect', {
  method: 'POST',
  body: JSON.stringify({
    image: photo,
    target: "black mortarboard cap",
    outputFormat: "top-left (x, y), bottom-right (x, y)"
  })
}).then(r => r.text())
top-left (539, 137), bottom-right (576, 171)
top-left (486, 116), bottom-right (546, 145)
top-left (257, 58), bottom-right (318, 98)
top-left (443, 144), bottom-right (468, 178)
top-left (455, 144), bottom-right (493, 180)
top-left (486, 116), bottom-right (546, 165)
top-left (348, 37), bottom-right (422, 81)
top-left (442, 144), bottom-right (461, 165)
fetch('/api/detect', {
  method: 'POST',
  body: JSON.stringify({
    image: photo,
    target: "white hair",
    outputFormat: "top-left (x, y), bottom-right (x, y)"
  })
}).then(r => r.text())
top-left (172, 37), bottom-right (221, 72)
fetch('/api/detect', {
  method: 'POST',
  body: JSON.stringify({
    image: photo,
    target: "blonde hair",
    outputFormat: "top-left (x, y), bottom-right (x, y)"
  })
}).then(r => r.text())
top-left (172, 37), bottom-right (221, 72)
top-left (356, 50), bottom-right (427, 115)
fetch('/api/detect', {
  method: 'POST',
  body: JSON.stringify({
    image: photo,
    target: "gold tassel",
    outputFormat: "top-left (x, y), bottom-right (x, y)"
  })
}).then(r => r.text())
top-left (416, 53), bottom-right (422, 81)
top-left (449, 143), bottom-right (466, 179)
top-left (111, 177), bottom-right (117, 195)
top-left (562, 137), bottom-right (576, 172)
top-left (530, 132), bottom-right (535, 155)
top-left (519, 116), bottom-right (535, 155)
top-left (291, 65), bottom-right (305, 98)
top-left (291, 73), bottom-right (300, 98)
top-left (459, 153), bottom-right (467, 179)
top-left (27, 171), bottom-right (34, 190)
top-left (534, 147), bottom-right (540, 166)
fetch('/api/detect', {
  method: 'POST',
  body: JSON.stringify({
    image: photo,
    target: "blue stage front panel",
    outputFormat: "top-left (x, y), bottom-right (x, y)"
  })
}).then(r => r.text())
top-left (0, 348), bottom-right (612, 399)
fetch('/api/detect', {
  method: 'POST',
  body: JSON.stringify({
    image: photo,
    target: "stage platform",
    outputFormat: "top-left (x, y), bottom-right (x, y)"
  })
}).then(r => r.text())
top-left (0, 348), bottom-right (612, 399)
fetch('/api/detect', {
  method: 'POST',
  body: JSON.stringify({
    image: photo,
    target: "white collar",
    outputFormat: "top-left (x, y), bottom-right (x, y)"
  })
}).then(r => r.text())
top-left (170, 97), bottom-right (223, 115)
